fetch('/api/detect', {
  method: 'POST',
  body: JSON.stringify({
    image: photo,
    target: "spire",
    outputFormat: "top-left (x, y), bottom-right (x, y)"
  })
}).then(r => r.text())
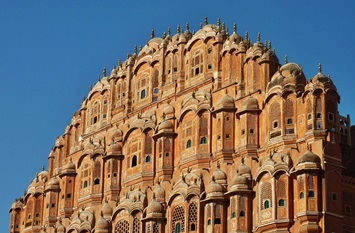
top-left (185, 22), bottom-right (189, 32)
top-left (233, 23), bottom-right (237, 33)
top-left (268, 41), bottom-right (272, 50)
top-left (168, 27), bottom-right (171, 36)
top-left (200, 23), bottom-right (202, 29)
top-left (204, 17), bottom-right (208, 25)
top-left (103, 67), bottom-right (106, 77)
top-left (284, 55), bottom-right (288, 64)
top-left (42, 165), bottom-right (45, 171)
top-left (162, 31), bottom-right (166, 39)
top-left (318, 63), bottom-right (322, 73)
top-left (257, 32), bottom-right (260, 43)
top-left (134, 45), bottom-right (137, 54)
top-left (139, 45), bottom-right (142, 51)
top-left (217, 18), bottom-right (221, 27)
top-left (151, 28), bottom-right (155, 39)
top-left (177, 25), bottom-right (181, 34)
top-left (245, 31), bottom-right (249, 41)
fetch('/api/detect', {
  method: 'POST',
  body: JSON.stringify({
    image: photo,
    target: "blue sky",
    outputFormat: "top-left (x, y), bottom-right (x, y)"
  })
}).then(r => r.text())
top-left (1, 1), bottom-right (354, 231)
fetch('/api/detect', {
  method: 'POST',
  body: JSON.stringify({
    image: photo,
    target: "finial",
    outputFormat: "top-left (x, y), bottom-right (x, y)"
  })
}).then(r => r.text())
top-left (241, 156), bottom-right (245, 164)
top-left (186, 22), bottom-right (189, 32)
top-left (98, 76), bottom-right (101, 82)
top-left (151, 28), bottom-right (155, 39)
top-left (134, 45), bottom-right (137, 54)
top-left (233, 23), bottom-right (237, 33)
top-left (168, 27), bottom-right (171, 36)
top-left (103, 67), bottom-right (106, 77)
top-left (222, 22), bottom-right (225, 31)
top-left (200, 23), bottom-right (202, 29)
top-left (118, 59), bottom-right (122, 67)
top-left (309, 143), bottom-right (312, 152)
top-left (42, 165), bottom-right (45, 171)
top-left (177, 25), bottom-right (181, 34)
top-left (268, 41), bottom-right (272, 50)
top-left (162, 31), bottom-right (166, 39)
top-left (245, 31), bottom-right (249, 41)
top-left (90, 84), bottom-right (92, 90)
top-left (284, 55), bottom-right (288, 64)
top-left (139, 45), bottom-right (142, 51)
top-left (217, 18), bottom-right (221, 27)
top-left (318, 63), bottom-right (322, 73)
top-left (257, 32), bottom-right (260, 43)
top-left (204, 17), bottom-right (208, 25)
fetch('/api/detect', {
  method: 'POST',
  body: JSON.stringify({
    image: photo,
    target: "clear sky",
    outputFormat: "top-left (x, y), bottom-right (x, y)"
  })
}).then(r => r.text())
top-left (1, 1), bottom-right (354, 231)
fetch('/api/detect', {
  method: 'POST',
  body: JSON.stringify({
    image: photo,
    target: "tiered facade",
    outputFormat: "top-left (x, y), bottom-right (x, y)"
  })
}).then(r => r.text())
top-left (9, 19), bottom-right (355, 233)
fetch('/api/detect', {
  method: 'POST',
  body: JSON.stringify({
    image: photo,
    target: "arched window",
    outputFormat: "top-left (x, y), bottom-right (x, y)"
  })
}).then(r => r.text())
top-left (278, 199), bottom-right (285, 206)
top-left (175, 223), bottom-right (181, 233)
top-left (141, 89), bottom-right (146, 99)
top-left (231, 212), bottom-right (236, 218)
top-left (308, 114), bottom-right (312, 120)
top-left (83, 180), bottom-right (88, 188)
top-left (200, 137), bottom-right (207, 144)
top-left (317, 113), bottom-right (322, 118)
top-left (145, 156), bottom-right (151, 163)
top-left (300, 192), bottom-right (304, 199)
top-left (308, 191), bottom-right (315, 197)
top-left (94, 178), bottom-right (100, 185)
top-left (186, 139), bottom-right (192, 148)
top-left (264, 200), bottom-right (270, 209)
top-left (132, 155), bottom-right (137, 167)
top-left (239, 211), bottom-right (245, 217)
top-left (287, 118), bottom-right (293, 124)
top-left (207, 219), bottom-right (211, 225)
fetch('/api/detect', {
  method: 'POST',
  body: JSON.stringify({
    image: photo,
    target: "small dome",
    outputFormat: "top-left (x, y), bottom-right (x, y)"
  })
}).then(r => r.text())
top-left (216, 94), bottom-right (235, 110)
top-left (157, 120), bottom-right (174, 133)
top-left (154, 183), bottom-right (165, 201)
top-left (107, 142), bottom-right (122, 155)
top-left (297, 150), bottom-right (321, 166)
top-left (112, 127), bottom-right (123, 140)
top-left (96, 215), bottom-right (109, 230)
top-left (57, 220), bottom-right (66, 233)
top-left (163, 104), bottom-right (175, 118)
top-left (49, 177), bottom-right (59, 186)
top-left (101, 201), bottom-right (113, 218)
top-left (267, 63), bottom-right (306, 93)
top-left (242, 96), bottom-right (259, 111)
top-left (206, 177), bottom-right (224, 199)
top-left (179, 33), bottom-right (187, 43)
top-left (237, 160), bottom-right (251, 176)
top-left (212, 164), bottom-right (227, 184)
top-left (229, 31), bottom-right (242, 44)
top-left (146, 196), bottom-right (163, 217)
top-left (231, 173), bottom-right (248, 186)
top-left (63, 160), bottom-right (76, 170)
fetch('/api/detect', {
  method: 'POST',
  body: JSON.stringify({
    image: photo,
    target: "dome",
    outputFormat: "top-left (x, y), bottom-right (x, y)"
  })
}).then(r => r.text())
top-left (231, 173), bottom-right (248, 186)
top-left (146, 196), bottom-right (163, 217)
top-left (106, 142), bottom-right (122, 155)
top-left (311, 64), bottom-right (332, 84)
top-left (297, 150), bottom-right (321, 166)
top-left (242, 96), bottom-right (259, 111)
top-left (154, 183), bottom-right (165, 201)
top-left (267, 63), bottom-right (306, 93)
top-left (57, 219), bottom-right (66, 233)
top-left (212, 163), bottom-right (227, 184)
top-left (229, 31), bottom-right (242, 44)
top-left (49, 177), bottom-right (59, 186)
top-left (163, 104), bottom-right (175, 118)
top-left (101, 201), bottom-right (113, 218)
top-left (206, 177), bottom-right (225, 199)
top-left (65, 160), bottom-right (76, 170)
top-left (96, 214), bottom-right (109, 230)
top-left (215, 93), bottom-right (235, 111)
top-left (112, 127), bottom-right (123, 141)
top-left (237, 160), bottom-right (251, 176)
top-left (157, 120), bottom-right (174, 133)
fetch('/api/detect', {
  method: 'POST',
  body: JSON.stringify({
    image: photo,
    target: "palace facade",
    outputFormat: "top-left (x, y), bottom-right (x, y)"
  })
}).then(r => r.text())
top-left (9, 19), bottom-right (355, 233)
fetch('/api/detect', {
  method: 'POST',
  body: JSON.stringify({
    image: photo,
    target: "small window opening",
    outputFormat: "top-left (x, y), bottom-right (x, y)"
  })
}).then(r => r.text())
top-left (300, 192), bottom-right (304, 199)
top-left (195, 67), bottom-right (200, 75)
top-left (328, 113), bottom-right (334, 121)
top-left (190, 223), bottom-right (196, 231)
top-left (273, 121), bottom-right (278, 128)
top-left (278, 199), bottom-right (285, 206)
top-left (94, 178), bottom-right (100, 185)
top-left (250, 129), bottom-right (254, 134)
top-left (93, 116), bottom-right (98, 124)
top-left (131, 155), bottom-right (138, 167)
top-left (165, 152), bottom-right (169, 157)
top-left (308, 191), bottom-right (315, 197)
top-left (51, 203), bottom-right (55, 208)
top-left (140, 89), bottom-right (146, 99)
top-left (67, 194), bottom-right (72, 198)
top-left (83, 180), bottom-right (88, 188)
top-left (287, 118), bottom-right (293, 124)
top-left (113, 173), bottom-right (117, 177)
top-left (231, 212), bottom-right (236, 218)
top-left (317, 113), bottom-right (322, 118)
top-left (200, 137), bottom-right (207, 144)
top-left (241, 129), bottom-right (245, 135)
top-left (214, 218), bottom-right (221, 224)
top-left (154, 88), bottom-right (159, 94)
top-left (173, 67), bottom-right (178, 72)
top-left (240, 211), bottom-right (245, 217)
top-left (208, 64), bottom-right (212, 69)
top-left (145, 156), bottom-right (151, 162)
top-left (207, 219), bottom-right (211, 225)
top-left (264, 200), bottom-right (270, 209)
top-left (308, 114), bottom-right (312, 120)
top-left (332, 193), bottom-right (338, 201)
top-left (186, 139), bottom-right (192, 148)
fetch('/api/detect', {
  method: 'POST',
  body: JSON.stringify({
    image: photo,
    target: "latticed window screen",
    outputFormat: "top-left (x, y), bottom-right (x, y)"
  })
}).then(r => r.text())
top-left (153, 222), bottom-right (160, 233)
top-left (188, 202), bottom-right (198, 231)
top-left (133, 217), bottom-right (140, 233)
top-left (261, 182), bottom-right (272, 209)
top-left (115, 219), bottom-right (129, 233)
top-left (172, 206), bottom-right (185, 233)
